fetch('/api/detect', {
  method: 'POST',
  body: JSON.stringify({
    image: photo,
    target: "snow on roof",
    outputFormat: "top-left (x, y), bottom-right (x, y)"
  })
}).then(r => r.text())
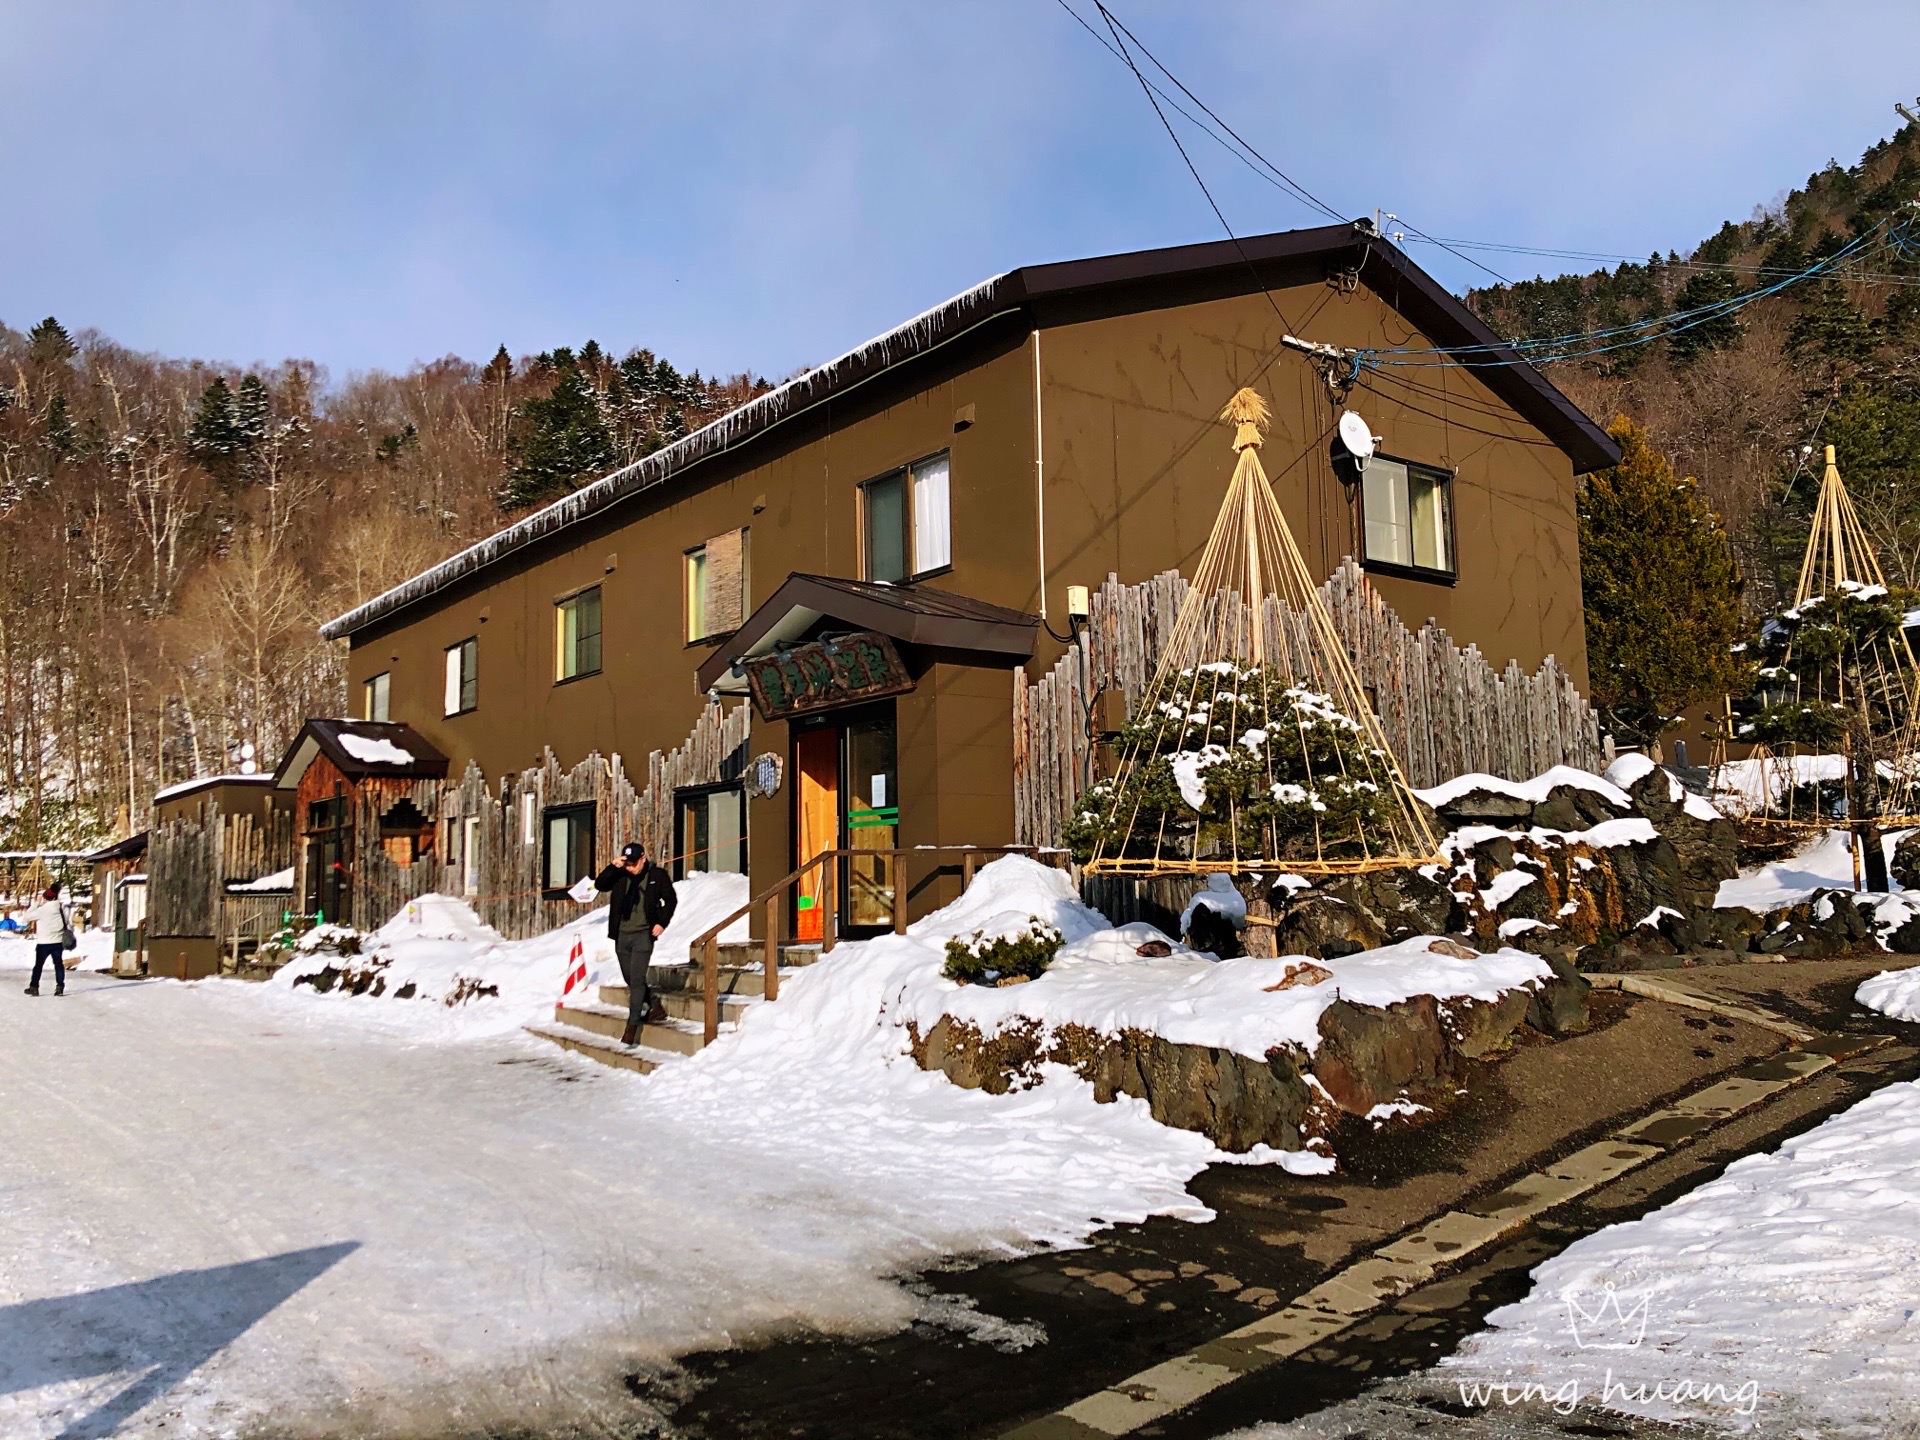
top-left (335, 733), bottom-right (415, 767)
top-left (227, 866), bottom-right (295, 894)
top-left (154, 772), bottom-right (270, 802)
top-left (320, 273), bottom-right (1005, 641)
top-left (1414, 765), bottom-right (1631, 811)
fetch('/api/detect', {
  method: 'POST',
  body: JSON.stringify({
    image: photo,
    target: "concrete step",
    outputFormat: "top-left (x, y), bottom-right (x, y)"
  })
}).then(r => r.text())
top-left (713, 940), bottom-right (823, 969)
top-left (644, 962), bottom-right (804, 998)
top-left (599, 984), bottom-right (756, 1025)
top-left (522, 1022), bottom-right (683, 1075)
top-left (551, 999), bottom-right (719, 1056)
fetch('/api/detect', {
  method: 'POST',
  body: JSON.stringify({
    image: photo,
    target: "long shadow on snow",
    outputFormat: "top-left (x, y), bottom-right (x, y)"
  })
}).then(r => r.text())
top-left (0, 1241), bottom-right (358, 1439)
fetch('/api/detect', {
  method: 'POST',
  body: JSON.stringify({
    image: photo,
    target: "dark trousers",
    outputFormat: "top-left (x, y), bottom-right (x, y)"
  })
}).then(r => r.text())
top-left (615, 930), bottom-right (655, 1030)
top-left (31, 943), bottom-right (64, 991)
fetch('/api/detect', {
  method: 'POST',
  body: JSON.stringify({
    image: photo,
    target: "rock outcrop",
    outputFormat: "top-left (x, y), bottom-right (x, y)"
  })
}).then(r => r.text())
top-left (909, 975), bottom-right (1552, 1154)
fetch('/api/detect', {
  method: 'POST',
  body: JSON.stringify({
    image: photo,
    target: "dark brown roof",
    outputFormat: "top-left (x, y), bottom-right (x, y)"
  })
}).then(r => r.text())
top-left (324, 221), bottom-right (1619, 643)
top-left (272, 719), bottom-right (451, 789)
top-left (87, 831), bottom-right (149, 864)
top-left (697, 573), bottom-right (1038, 694)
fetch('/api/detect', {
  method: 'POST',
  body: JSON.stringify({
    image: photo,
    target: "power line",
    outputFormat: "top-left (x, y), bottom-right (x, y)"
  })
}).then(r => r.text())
top-left (1085, 1), bottom-right (1302, 335)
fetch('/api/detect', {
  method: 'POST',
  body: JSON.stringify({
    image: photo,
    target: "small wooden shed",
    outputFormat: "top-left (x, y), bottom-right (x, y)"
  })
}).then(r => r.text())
top-left (271, 719), bottom-right (450, 926)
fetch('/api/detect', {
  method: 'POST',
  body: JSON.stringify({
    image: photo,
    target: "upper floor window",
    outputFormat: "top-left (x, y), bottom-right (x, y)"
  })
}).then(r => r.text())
top-left (555, 586), bottom-right (602, 681)
top-left (364, 671), bottom-right (391, 723)
top-left (443, 637), bottom-right (477, 716)
top-left (1361, 457), bottom-right (1455, 581)
top-left (863, 452), bottom-right (951, 584)
top-left (686, 527), bottom-right (749, 643)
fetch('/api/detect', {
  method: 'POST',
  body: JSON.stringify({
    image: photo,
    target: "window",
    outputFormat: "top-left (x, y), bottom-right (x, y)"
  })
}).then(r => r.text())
top-left (462, 816), bottom-right (481, 897)
top-left (364, 672), bottom-right (390, 722)
top-left (675, 784), bottom-right (746, 878)
top-left (684, 528), bottom-right (748, 643)
top-left (443, 637), bottom-right (477, 715)
top-left (543, 803), bottom-right (596, 895)
top-left (555, 587), bottom-right (602, 681)
top-left (863, 452), bottom-right (951, 583)
top-left (1361, 457), bottom-right (1455, 579)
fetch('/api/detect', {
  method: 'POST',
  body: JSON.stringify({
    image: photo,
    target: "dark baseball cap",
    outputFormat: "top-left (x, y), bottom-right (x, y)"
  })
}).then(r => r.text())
top-left (620, 841), bottom-right (646, 862)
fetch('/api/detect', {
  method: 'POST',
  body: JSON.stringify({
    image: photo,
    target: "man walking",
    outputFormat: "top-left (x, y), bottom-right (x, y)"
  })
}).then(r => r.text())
top-left (22, 886), bottom-right (71, 997)
top-left (594, 841), bottom-right (676, 1047)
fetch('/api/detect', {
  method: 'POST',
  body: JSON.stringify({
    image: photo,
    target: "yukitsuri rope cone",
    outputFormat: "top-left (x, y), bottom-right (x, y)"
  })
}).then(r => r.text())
top-left (1714, 445), bottom-right (1920, 837)
top-left (1071, 387), bottom-right (1441, 944)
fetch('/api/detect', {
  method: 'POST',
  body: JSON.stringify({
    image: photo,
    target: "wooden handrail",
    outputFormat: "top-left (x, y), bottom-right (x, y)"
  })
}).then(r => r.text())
top-left (691, 844), bottom-right (1068, 1042)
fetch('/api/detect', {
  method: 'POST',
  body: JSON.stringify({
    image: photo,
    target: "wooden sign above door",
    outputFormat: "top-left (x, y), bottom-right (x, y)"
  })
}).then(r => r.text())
top-left (742, 630), bottom-right (914, 721)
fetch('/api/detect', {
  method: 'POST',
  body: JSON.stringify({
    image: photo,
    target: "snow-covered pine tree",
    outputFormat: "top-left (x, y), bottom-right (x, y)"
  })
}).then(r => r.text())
top-left (1063, 663), bottom-right (1405, 869)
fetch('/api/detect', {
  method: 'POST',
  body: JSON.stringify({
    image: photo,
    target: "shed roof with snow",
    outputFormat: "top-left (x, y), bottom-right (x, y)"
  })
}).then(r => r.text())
top-left (273, 719), bottom-right (451, 790)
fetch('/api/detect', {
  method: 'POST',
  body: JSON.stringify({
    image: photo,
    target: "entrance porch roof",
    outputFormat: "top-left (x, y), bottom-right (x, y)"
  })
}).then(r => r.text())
top-left (696, 573), bottom-right (1039, 696)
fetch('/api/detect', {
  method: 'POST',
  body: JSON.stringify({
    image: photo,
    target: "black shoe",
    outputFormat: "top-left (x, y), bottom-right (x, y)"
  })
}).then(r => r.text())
top-left (645, 1000), bottom-right (668, 1024)
top-left (54, 985), bottom-right (64, 996)
top-left (620, 1021), bottom-right (639, 1047)
top-left (23, 985), bottom-right (38, 996)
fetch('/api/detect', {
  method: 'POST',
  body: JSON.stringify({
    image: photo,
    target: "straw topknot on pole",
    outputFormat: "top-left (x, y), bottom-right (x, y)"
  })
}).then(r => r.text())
top-left (1221, 386), bottom-right (1271, 452)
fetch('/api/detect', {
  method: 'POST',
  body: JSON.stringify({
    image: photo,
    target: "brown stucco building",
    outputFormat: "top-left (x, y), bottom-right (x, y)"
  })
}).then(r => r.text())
top-left (314, 220), bottom-right (1617, 939)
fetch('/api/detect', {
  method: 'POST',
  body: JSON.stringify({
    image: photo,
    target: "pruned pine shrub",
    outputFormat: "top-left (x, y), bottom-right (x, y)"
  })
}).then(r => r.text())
top-left (1064, 663), bottom-right (1401, 867)
top-left (943, 919), bottom-right (1064, 985)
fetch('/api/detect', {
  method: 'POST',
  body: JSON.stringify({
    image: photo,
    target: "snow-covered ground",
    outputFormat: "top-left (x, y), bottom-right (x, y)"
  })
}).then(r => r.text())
top-left (0, 857), bottom-right (1561, 1437)
top-left (1438, 1078), bottom-right (1920, 1435)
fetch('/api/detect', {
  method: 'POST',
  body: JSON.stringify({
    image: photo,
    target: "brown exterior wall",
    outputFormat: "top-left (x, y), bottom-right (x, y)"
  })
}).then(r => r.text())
top-left (342, 266), bottom-right (1591, 917)
top-left (147, 935), bottom-right (220, 981)
top-left (154, 778), bottom-right (292, 829)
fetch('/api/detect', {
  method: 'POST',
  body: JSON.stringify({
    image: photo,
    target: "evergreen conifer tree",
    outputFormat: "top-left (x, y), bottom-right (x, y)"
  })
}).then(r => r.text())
top-left (1579, 417), bottom-right (1748, 747)
top-left (233, 373), bottom-right (271, 451)
top-left (27, 316), bottom-right (76, 367)
top-left (502, 352), bottom-right (615, 509)
top-left (187, 376), bottom-right (246, 485)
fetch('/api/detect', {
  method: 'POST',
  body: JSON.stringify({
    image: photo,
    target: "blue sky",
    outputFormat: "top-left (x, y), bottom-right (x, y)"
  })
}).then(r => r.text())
top-left (4, 2), bottom-right (1918, 386)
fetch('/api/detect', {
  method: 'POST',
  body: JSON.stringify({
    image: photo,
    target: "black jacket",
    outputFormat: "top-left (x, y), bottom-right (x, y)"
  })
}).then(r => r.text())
top-left (595, 861), bottom-right (677, 940)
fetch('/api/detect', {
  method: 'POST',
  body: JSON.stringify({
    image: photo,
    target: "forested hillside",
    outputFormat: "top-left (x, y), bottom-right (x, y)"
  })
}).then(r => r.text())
top-left (1470, 122), bottom-right (1920, 616)
top-left (0, 324), bottom-right (763, 850)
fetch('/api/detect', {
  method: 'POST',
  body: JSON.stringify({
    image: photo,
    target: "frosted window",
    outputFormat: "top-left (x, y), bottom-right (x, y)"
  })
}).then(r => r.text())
top-left (364, 672), bottom-right (390, 722)
top-left (686, 547), bottom-right (709, 641)
top-left (911, 453), bottom-right (951, 573)
top-left (1363, 461), bottom-right (1411, 567)
top-left (865, 472), bottom-right (906, 583)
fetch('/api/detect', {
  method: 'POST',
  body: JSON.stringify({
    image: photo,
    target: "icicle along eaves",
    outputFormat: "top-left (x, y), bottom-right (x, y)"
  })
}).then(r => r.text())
top-left (319, 273), bottom-right (1014, 641)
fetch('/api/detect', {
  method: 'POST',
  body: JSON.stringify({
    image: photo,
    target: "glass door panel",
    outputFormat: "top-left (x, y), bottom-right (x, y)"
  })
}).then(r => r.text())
top-left (843, 712), bottom-right (898, 929)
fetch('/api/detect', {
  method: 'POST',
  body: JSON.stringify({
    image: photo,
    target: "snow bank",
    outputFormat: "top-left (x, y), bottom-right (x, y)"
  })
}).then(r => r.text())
top-left (1443, 1080), bottom-right (1920, 1433)
top-left (1415, 765), bottom-right (1632, 811)
top-left (1714, 827), bottom-right (1910, 912)
top-left (1856, 963), bottom-right (1920, 1022)
top-left (705, 856), bottom-right (1549, 1066)
top-left (267, 872), bottom-right (750, 1036)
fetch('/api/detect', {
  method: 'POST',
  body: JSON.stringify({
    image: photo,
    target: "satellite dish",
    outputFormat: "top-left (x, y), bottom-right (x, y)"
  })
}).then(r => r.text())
top-left (240, 742), bottom-right (256, 760)
top-left (1337, 410), bottom-right (1376, 462)
top-left (240, 759), bottom-right (258, 775)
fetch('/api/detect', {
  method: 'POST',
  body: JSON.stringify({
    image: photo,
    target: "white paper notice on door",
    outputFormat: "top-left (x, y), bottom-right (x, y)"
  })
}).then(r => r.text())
top-left (871, 775), bottom-right (887, 808)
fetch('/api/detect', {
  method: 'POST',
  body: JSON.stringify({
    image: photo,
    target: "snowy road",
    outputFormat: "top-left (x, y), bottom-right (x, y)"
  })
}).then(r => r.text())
top-left (0, 938), bottom-right (1217, 1438)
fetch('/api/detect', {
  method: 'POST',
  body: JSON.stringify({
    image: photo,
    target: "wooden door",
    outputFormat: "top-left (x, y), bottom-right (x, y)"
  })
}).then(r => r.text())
top-left (794, 728), bottom-right (839, 941)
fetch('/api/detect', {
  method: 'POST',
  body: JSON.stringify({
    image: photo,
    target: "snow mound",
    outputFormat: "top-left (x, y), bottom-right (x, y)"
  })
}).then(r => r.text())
top-left (267, 872), bottom-right (751, 1036)
top-left (1857, 964), bottom-right (1920, 1022)
top-left (336, 733), bottom-right (414, 766)
top-left (1444, 1079), bottom-right (1920, 1433)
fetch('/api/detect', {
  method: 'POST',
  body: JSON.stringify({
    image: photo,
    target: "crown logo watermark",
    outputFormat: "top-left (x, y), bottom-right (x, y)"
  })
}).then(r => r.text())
top-left (1564, 1282), bottom-right (1650, 1351)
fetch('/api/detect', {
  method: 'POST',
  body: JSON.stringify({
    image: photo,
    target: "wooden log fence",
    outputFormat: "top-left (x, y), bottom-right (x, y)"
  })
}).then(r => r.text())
top-left (1014, 558), bottom-right (1606, 855)
top-left (349, 701), bottom-right (751, 940)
